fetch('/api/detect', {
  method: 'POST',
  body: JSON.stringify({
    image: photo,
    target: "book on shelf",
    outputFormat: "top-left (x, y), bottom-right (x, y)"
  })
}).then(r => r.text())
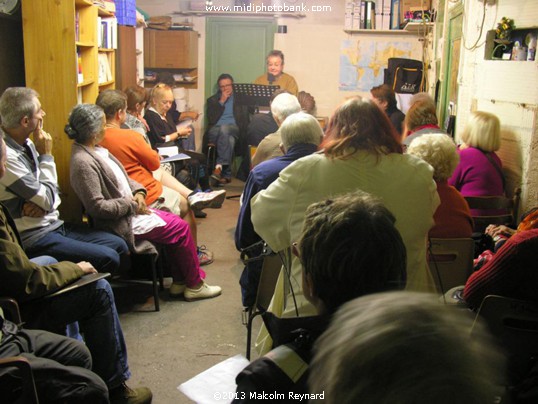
top-left (99, 17), bottom-right (117, 49)
top-left (75, 12), bottom-right (80, 42)
top-left (97, 52), bottom-right (112, 83)
top-left (77, 52), bottom-right (84, 84)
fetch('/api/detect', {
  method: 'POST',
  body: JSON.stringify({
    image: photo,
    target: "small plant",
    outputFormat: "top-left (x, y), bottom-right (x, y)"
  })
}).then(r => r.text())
top-left (495, 17), bottom-right (515, 41)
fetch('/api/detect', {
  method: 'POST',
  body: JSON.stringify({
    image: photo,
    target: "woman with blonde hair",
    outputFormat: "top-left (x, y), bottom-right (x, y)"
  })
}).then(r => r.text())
top-left (250, 96), bottom-right (439, 353)
top-left (448, 111), bottom-right (504, 214)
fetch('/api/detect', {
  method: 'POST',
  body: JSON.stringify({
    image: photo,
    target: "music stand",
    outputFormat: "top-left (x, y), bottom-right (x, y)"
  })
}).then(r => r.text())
top-left (233, 83), bottom-right (280, 111)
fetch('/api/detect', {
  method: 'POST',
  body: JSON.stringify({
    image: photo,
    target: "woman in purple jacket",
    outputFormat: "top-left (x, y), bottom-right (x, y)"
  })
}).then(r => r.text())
top-left (448, 111), bottom-right (504, 216)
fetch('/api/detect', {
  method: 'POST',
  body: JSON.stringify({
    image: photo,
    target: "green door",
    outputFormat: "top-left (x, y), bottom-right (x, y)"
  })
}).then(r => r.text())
top-left (205, 17), bottom-right (275, 98)
top-left (438, 5), bottom-right (463, 134)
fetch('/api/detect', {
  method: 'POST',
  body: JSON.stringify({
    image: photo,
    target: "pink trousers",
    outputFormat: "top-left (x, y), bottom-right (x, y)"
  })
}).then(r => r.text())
top-left (135, 209), bottom-right (205, 287)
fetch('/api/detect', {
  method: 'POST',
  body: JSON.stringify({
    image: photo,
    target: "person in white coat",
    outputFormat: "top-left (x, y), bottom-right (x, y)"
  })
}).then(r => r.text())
top-left (251, 96), bottom-right (440, 353)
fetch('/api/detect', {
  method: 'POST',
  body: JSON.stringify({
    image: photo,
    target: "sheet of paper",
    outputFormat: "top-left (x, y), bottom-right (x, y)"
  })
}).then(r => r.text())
top-left (161, 153), bottom-right (191, 163)
top-left (178, 354), bottom-right (250, 404)
top-left (157, 146), bottom-right (179, 157)
top-left (177, 118), bottom-right (193, 129)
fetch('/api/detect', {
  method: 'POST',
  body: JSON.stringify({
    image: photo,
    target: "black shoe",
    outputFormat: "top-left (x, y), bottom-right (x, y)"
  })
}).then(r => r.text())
top-left (193, 208), bottom-right (207, 218)
top-left (109, 382), bottom-right (152, 404)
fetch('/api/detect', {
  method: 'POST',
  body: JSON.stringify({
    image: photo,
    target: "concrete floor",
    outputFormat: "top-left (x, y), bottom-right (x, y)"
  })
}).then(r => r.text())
top-left (116, 179), bottom-right (257, 403)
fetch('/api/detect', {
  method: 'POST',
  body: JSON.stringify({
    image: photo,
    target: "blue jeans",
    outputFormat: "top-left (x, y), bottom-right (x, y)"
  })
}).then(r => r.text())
top-left (207, 124), bottom-right (239, 177)
top-left (178, 124), bottom-right (196, 151)
top-left (30, 256), bottom-right (83, 341)
top-left (20, 279), bottom-right (131, 389)
top-left (26, 223), bottom-right (129, 275)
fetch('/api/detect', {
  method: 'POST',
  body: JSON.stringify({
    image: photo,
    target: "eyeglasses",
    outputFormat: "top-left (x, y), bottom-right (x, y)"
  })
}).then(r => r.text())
top-left (219, 84), bottom-right (233, 89)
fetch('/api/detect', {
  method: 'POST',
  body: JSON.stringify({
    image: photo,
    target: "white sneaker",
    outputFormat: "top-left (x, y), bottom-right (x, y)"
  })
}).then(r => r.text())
top-left (187, 190), bottom-right (226, 210)
top-left (184, 281), bottom-right (222, 302)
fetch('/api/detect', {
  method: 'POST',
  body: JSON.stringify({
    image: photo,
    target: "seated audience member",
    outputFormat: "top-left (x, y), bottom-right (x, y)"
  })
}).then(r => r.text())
top-left (234, 191), bottom-right (406, 400)
top-left (235, 112), bottom-right (323, 308)
top-left (0, 87), bottom-right (128, 274)
top-left (154, 71), bottom-right (201, 152)
top-left (250, 93), bottom-right (302, 167)
top-left (96, 89), bottom-right (223, 263)
top-left (205, 73), bottom-right (250, 184)
top-left (0, 132), bottom-right (152, 403)
top-left (98, 89), bottom-right (224, 216)
top-left (409, 91), bottom-right (436, 106)
top-left (472, 208), bottom-right (538, 270)
top-left (448, 111), bottom-right (505, 216)
top-left (402, 99), bottom-right (446, 149)
top-left (124, 86), bottom-right (202, 207)
top-left (144, 83), bottom-right (212, 192)
top-left (407, 133), bottom-right (473, 238)
top-left (123, 85), bottom-right (150, 140)
top-left (370, 84), bottom-right (405, 136)
top-left (246, 89), bottom-right (287, 148)
top-left (463, 228), bottom-right (538, 308)
top-left (67, 103), bottom-right (222, 300)
top-left (0, 308), bottom-right (109, 403)
top-left (309, 291), bottom-right (501, 404)
top-left (253, 50), bottom-right (298, 96)
top-left (251, 97), bottom-right (438, 354)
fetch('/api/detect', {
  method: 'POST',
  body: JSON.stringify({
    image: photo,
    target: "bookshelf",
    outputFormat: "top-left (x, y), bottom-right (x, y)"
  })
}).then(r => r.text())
top-left (22, 0), bottom-right (116, 221)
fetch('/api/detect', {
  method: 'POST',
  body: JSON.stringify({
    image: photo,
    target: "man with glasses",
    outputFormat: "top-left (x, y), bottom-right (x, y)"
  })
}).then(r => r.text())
top-left (205, 73), bottom-right (249, 185)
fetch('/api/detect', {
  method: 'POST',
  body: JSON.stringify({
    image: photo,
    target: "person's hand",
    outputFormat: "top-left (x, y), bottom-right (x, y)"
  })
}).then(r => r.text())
top-left (485, 224), bottom-right (516, 238)
top-left (76, 261), bottom-right (97, 274)
top-left (22, 201), bottom-right (46, 218)
top-left (219, 90), bottom-right (231, 104)
top-left (32, 126), bottom-right (53, 155)
top-left (134, 192), bottom-right (150, 215)
top-left (178, 127), bottom-right (192, 138)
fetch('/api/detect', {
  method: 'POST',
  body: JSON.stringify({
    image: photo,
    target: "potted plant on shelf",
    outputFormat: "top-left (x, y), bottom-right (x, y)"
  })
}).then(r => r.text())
top-left (492, 17), bottom-right (515, 59)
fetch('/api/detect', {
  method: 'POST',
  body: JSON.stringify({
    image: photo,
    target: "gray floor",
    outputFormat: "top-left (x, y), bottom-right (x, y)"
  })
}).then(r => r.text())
top-left (117, 179), bottom-right (258, 403)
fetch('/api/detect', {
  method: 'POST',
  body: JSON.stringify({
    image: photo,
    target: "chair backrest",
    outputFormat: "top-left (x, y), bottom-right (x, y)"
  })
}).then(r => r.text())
top-left (254, 253), bottom-right (282, 312)
top-left (428, 238), bottom-right (475, 294)
top-left (471, 295), bottom-right (538, 385)
top-left (465, 187), bottom-right (521, 233)
top-left (0, 299), bottom-right (39, 403)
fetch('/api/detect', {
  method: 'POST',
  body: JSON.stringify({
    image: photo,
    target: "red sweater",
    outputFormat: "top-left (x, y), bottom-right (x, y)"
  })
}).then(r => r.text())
top-left (99, 127), bottom-right (162, 205)
top-left (429, 181), bottom-right (473, 238)
top-left (463, 229), bottom-right (538, 308)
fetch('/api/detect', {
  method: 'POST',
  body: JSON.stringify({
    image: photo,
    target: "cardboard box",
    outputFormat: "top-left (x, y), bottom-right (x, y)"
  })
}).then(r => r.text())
top-left (400, 0), bottom-right (431, 24)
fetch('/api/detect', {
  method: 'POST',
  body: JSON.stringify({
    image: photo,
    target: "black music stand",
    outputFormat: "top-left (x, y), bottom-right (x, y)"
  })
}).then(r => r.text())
top-left (233, 83), bottom-right (280, 111)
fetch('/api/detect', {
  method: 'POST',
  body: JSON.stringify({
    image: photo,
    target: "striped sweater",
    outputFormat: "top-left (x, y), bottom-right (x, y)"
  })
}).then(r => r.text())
top-left (0, 134), bottom-right (63, 248)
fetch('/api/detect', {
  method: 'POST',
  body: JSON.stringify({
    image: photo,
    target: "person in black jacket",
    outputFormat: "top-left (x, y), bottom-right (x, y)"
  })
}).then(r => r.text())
top-left (205, 74), bottom-right (250, 184)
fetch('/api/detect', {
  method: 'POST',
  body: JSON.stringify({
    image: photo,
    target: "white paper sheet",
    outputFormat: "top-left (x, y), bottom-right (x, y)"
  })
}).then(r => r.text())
top-left (178, 354), bottom-right (250, 404)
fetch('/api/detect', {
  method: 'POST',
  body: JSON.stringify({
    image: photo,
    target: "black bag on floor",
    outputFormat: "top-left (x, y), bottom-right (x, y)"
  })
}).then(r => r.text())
top-left (384, 57), bottom-right (424, 94)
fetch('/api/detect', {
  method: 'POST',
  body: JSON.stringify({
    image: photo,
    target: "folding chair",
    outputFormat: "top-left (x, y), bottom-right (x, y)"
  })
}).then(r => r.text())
top-left (0, 298), bottom-right (39, 404)
top-left (471, 295), bottom-right (538, 387)
top-left (428, 238), bottom-right (474, 295)
top-left (243, 253), bottom-right (282, 360)
top-left (465, 187), bottom-right (521, 233)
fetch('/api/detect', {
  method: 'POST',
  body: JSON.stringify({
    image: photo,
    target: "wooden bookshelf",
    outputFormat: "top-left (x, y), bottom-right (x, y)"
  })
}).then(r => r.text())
top-left (22, 0), bottom-right (116, 222)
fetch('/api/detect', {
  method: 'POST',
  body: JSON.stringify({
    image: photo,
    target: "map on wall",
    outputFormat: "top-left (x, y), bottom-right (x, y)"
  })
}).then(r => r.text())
top-left (340, 39), bottom-right (415, 91)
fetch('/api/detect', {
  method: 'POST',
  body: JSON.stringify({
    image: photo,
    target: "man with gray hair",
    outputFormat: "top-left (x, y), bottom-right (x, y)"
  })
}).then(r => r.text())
top-left (0, 87), bottom-right (128, 273)
top-left (235, 112), bottom-right (322, 307)
top-left (250, 92), bottom-right (302, 167)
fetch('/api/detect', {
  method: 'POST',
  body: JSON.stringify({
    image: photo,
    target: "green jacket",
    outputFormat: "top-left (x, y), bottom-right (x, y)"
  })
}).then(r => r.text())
top-left (0, 204), bottom-right (83, 303)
